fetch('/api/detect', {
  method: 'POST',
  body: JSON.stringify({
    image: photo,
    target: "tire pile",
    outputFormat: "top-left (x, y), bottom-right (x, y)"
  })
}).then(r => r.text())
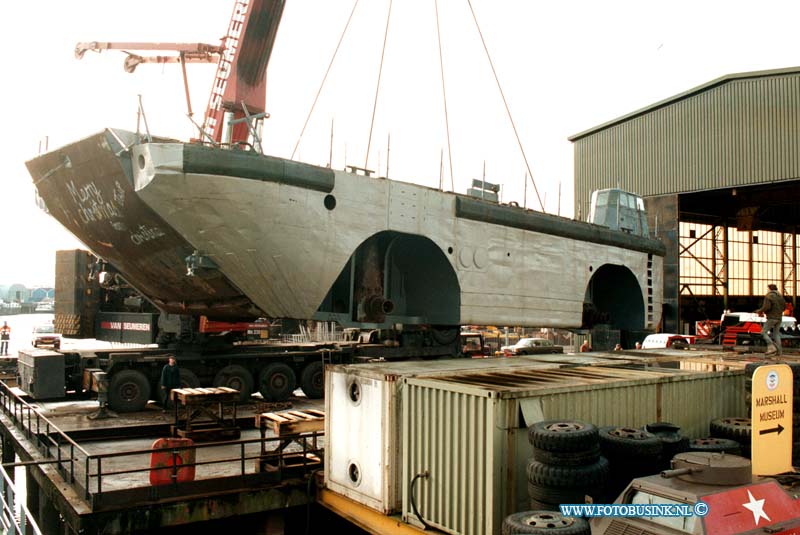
top-left (688, 436), bottom-right (742, 456)
top-left (598, 426), bottom-right (662, 501)
top-left (526, 420), bottom-right (608, 511)
top-left (502, 511), bottom-right (590, 535)
top-left (642, 422), bottom-right (690, 471)
top-left (744, 361), bottom-right (800, 465)
top-left (708, 417), bottom-right (752, 458)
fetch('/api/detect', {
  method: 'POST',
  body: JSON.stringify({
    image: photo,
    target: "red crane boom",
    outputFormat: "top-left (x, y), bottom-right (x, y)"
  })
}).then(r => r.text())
top-left (75, 0), bottom-right (286, 145)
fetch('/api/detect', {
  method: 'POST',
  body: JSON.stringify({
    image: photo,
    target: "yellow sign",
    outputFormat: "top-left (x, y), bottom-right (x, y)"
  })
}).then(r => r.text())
top-left (751, 364), bottom-right (793, 475)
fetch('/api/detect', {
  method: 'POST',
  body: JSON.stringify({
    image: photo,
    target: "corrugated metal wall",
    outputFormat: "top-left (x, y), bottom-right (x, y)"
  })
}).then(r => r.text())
top-left (402, 368), bottom-right (744, 535)
top-left (534, 373), bottom-right (745, 439)
top-left (572, 71), bottom-right (800, 219)
top-left (402, 383), bottom-right (496, 535)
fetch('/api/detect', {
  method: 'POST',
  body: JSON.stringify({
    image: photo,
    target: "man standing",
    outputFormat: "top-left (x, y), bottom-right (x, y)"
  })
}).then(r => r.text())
top-left (160, 356), bottom-right (181, 410)
top-left (0, 322), bottom-right (10, 356)
top-left (755, 284), bottom-right (786, 357)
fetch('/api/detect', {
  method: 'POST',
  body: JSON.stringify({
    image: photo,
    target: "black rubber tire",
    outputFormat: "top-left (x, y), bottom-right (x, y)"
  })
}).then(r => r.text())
top-left (527, 482), bottom-right (603, 506)
top-left (598, 426), bottom-right (662, 458)
top-left (528, 420), bottom-right (599, 452)
top-left (710, 417), bottom-right (752, 442)
top-left (529, 499), bottom-right (559, 512)
top-left (157, 368), bottom-right (201, 405)
top-left (688, 437), bottom-right (742, 455)
top-left (431, 326), bottom-right (459, 345)
top-left (502, 511), bottom-right (590, 535)
top-left (532, 445), bottom-right (601, 467)
top-left (526, 457), bottom-right (609, 488)
top-left (109, 369), bottom-right (151, 413)
top-left (300, 361), bottom-right (325, 399)
top-left (643, 422), bottom-right (681, 436)
top-left (659, 434), bottom-right (690, 458)
top-left (258, 363), bottom-right (297, 401)
top-left (213, 365), bottom-right (254, 403)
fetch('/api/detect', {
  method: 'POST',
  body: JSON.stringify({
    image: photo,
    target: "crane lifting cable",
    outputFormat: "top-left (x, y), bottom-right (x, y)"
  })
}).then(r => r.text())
top-left (465, 0), bottom-right (545, 212)
top-left (364, 0), bottom-right (394, 172)
top-left (291, 0), bottom-right (361, 160)
top-left (434, 0), bottom-right (455, 193)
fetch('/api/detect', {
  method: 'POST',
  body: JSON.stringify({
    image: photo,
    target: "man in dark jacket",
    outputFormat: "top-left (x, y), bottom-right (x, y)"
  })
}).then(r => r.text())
top-left (160, 356), bottom-right (181, 409)
top-left (755, 284), bottom-right (786, 356)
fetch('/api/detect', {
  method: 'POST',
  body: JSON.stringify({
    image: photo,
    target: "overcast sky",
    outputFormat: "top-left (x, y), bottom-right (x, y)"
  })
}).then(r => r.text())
top-left (3, 0), bottom-right (799, 287)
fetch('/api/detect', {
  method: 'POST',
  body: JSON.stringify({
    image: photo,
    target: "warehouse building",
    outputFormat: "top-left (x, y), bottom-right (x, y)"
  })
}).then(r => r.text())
top-left (570, 66), bottom-right (800, 333)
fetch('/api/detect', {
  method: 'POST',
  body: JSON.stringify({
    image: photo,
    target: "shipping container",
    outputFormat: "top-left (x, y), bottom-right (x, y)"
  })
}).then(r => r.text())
top-left (400, 364), bottom-right (745, 535)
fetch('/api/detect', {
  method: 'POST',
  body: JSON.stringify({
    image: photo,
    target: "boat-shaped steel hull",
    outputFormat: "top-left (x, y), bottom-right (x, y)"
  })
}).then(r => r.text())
top-left (29, 129), bottom-right (665, 330)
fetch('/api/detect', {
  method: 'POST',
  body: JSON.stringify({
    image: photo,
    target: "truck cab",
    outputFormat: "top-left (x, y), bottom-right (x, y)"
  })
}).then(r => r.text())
top-left (589, 188), bottom-right (649, 237)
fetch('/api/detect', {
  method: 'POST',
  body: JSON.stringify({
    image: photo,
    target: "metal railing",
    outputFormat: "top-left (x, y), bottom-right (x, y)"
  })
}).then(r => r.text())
top-left (0, 382), bottom-right (323, 506)
top-left (0, 464), bottom-right (43, 534)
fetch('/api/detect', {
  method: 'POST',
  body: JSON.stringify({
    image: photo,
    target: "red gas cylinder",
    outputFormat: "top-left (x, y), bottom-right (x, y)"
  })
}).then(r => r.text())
top-left (149, 437), bottom-right (196, 486)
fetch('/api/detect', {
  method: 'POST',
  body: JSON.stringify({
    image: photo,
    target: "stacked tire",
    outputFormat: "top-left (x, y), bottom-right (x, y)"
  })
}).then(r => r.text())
top-left (526, 420), bottom-right (608, 511)
top-left (598, 426), bottom-right (662, 501)
top-left (643, 422), bottom-right (690, 471)
top-left (709, 417), bottom-right (752, 458)
top-left (502, 511), bottom-right (590, 535)
top-left (688, 437), bottom-right (742, 456)
top-left (745, 361), bottom-right (800, 465)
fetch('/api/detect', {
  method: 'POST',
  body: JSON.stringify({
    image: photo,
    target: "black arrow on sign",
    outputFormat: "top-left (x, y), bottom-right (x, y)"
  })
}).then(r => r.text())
top-left (759, 424), bottom-right (784, 436)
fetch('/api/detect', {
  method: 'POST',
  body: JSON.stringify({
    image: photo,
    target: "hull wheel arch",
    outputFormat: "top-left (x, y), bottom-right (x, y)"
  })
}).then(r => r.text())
top-left (316, 231), bottom-right (461, 329)
top-left (582, 263), bottom-right (646, 331)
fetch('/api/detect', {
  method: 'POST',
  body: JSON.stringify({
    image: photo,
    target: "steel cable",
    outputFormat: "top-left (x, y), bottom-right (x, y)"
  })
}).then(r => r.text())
top-left (291, 0), bottom-right (361, 160)
top-left (465, 0), bottom-right (545, 211)
top-left (364, 0), bottom-right (393, 172)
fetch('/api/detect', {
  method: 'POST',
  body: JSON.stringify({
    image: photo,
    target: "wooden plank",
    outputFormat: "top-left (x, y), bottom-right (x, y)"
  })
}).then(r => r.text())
top-left (272, 417), bottom-right (325, 436)
top-left (258, 409), bottom-right (326, 436)
top-left (256, 412), bottom-right (284, 428)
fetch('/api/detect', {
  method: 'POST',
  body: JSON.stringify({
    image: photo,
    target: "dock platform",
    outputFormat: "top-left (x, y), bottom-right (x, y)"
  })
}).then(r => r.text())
top-left (0, 347), bottom-right (790, 534)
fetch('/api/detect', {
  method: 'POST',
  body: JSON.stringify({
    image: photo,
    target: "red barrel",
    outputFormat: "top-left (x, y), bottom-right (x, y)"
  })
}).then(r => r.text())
top-left (149, 437), bottom-right (196, 485)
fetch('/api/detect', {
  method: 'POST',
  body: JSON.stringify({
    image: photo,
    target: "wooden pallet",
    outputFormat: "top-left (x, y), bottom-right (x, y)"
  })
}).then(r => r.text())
top-left (256, 409), bottom-right (325, 436)
top-left (171, 387), bottom-right (241, 442)
top-left (171, 386), bottom-right (240, 404)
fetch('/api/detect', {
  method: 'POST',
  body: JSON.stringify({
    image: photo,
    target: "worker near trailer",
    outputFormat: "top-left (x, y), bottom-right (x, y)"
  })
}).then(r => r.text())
top-left (0, 322), bottom-right (10, 356)
top-left (160, 356), bottom-right (181, 410)
top-left (755, 283), bottom-right (786, 357)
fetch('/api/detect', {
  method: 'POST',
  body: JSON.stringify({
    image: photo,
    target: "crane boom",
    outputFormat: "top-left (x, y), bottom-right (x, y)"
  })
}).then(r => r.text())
top-left (201, 0), bottom-right (285, 144)
top-left (74, 0), bottom-right (286, 144)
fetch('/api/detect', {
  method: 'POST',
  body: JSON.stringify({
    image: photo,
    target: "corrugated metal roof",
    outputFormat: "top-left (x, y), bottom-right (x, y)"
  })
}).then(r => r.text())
top-left (569, 65), bottom-right (800, 141)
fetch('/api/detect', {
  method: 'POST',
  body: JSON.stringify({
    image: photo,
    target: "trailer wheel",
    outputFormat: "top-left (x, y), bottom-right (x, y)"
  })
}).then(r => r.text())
top-left (431, 326), bottom-right (459, 345)
top-left (179, 369), bottom-right (201, 389)
top-left (300, 361), bottom-right (325, 399)
top-left (156, 369), bottom-right (201, 405)
top-left (213, 365), bottom-right (254, 403)
top-left (502, 511), bottom-right (590, 535)
top-left (109, 370), bottom-right (151, 413)
top-left (258, 363), bottom-right (297, 401)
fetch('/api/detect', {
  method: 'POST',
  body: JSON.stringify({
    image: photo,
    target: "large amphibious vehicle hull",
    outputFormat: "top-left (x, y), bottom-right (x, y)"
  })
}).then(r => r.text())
top-left (28, 129), bottom-right (665, 330)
